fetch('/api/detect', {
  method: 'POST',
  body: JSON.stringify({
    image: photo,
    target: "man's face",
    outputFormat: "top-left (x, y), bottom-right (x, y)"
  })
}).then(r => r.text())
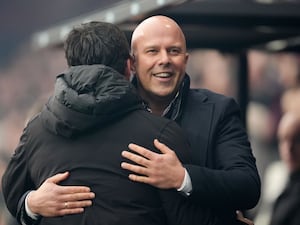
top-left (279, 134), bottom-right (300, 172)
top-left (131, 18), bottom-right (189, 102)
top-left (278, 114), bottom-right (300, 172)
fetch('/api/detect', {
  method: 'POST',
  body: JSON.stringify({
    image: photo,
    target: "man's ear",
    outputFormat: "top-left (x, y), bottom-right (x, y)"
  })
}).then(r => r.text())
top-left (185, 52), bottom-right (189, 64)
top-left (129, 54), bottom-right (136, 74)
top-left (124, 58), bottom-right (131, 80)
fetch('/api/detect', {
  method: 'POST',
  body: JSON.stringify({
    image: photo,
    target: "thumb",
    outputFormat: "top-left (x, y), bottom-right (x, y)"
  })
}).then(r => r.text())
top-left (46, 171), bottom-right (69, 184)
top-left (154, 139), bottom-right (171, 154)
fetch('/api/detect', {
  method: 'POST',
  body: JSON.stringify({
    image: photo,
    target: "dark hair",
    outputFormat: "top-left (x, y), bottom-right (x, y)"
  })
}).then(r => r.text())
top-left (64, 21), bottom-right (130, 74)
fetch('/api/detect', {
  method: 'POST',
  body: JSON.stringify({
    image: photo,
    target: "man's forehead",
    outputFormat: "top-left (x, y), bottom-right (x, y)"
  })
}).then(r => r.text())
top-left (134, 36), bottom-right (185, 51)
top-left (140, 41), bottom-right (184, 48)
top-left (134, 28), bottom-right (184, 43)
top-left (132, 16), bottom-right (186, 50)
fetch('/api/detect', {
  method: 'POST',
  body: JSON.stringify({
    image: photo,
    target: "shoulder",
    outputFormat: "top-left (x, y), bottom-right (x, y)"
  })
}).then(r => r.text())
top-left (187, 88), bottom-right (239, 111)
top-left (188, 88), bottom-right (232, 102)
top-left (18, 113), bottom-right (44, 149)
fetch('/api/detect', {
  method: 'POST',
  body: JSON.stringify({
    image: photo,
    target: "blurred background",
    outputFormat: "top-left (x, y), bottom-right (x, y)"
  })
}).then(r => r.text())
top-left (1, 0), bottom-right (300, 225)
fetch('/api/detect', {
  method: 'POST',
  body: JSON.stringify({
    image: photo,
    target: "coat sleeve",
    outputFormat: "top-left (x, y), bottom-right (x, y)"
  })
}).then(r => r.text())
top-left (1, 127), bottom-right (36, 222)
top-left (157, 121), bottom-right (221, 225)
top-left (185, 97), bottom-right (261, 210)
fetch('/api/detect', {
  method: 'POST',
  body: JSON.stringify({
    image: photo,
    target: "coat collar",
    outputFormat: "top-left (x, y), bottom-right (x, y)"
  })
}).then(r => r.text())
top-left (131, 74), bottom-right (192, 121)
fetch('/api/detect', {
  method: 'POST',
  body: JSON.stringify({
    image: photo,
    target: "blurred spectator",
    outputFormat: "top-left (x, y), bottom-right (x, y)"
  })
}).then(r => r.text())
top-left (268, 112), bottom-right (300, 225)
top-left (254, 112), bottom-right (300, 225)
top-left (0, 44), bottom-right (66, 155)
top-left (186, 49), bottom-right (237, 97)
top-left (247, 51), bottom-right (282, 209)
top-left (252, 52), bottom-right (300, 225)
top-left (277, 53), bottom-right (300, 114)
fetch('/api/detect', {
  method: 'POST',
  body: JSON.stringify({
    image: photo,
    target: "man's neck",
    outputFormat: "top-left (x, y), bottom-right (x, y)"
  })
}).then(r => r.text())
top-left (148, 102), bottom-right (168, 116)
top-left (142, 94), bottom-right (173, 116)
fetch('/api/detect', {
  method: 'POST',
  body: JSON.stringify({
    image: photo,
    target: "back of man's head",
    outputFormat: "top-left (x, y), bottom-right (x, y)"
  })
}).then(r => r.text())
top-left (64, 21), bottom-right (130, 74)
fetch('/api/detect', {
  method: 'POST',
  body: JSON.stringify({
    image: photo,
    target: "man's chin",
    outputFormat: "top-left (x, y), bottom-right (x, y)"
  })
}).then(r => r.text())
top-left (152, 90), bottom-right (176, 100)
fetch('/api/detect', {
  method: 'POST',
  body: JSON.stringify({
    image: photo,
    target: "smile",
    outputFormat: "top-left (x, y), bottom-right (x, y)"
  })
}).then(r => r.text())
top-left (153, 72), bottom-right (172, 78)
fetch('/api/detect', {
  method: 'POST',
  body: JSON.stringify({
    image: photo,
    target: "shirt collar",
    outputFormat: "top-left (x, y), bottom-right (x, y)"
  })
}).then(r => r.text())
top-left (132, 75), bottom-right (190, 120)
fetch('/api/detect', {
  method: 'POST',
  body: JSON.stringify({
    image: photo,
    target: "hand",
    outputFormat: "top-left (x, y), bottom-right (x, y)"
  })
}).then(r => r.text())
top-left (28, 172), bottom-right (95, 217)
top-left (121, 139), bottom-right (185, 189)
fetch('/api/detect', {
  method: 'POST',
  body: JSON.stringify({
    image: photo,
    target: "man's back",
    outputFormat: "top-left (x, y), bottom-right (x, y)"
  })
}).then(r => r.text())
top-left (29, 110), bottom-right (190, 225)
top-left (2, 65), bottom-right (192, 225)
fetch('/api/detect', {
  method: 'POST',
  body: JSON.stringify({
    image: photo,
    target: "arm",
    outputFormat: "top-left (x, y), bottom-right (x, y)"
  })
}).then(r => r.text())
top-left (2, 130), bottom-right (34, 219)
top-left (152, 121), bottom-right (221, 225)
top-left (26, 172), bottom-right (95, 217)
top-left (121, 98), bottom-right (261, 210)
top-left (159, 189), bottom-right (220, 225)
top-left (2, 130), bottom-right (95, 224)
top-left (184, 98), bottom-right (261, 209)
top-left (16, 173), bottom-right (95, 225)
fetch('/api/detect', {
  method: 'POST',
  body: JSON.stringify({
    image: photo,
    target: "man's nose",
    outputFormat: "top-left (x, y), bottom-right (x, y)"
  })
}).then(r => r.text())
top-left (158, 50), bottom-right (171, 64)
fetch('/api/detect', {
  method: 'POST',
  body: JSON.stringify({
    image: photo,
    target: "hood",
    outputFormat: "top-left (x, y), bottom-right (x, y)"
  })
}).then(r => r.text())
top-left (40, 65), bottom-right (142, 138)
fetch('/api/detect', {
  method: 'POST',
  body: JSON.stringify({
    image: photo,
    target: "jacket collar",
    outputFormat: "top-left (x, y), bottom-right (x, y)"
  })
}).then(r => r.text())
top-left (131, 74), bottom-right (191, 121)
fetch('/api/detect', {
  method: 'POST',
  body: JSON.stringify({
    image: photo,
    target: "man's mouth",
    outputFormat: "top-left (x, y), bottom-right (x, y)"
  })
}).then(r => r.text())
top-left (153, 72), bottom-right (172, 78)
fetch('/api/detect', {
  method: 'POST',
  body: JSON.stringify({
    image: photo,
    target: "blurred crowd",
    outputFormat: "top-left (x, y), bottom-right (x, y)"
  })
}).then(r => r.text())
top-left (0, 41), bottom-right (299, 225)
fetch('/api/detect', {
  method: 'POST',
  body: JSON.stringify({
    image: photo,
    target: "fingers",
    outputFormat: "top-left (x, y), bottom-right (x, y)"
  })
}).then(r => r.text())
top-left (58, 199), bottom-right (93, 212)
top-left (121, 146), bottom-right (152, 168)
top-left (121, 141), bottom-right (164, 176)
top-left (50, 191), bottom-right (95, 217)
top-left (121, 161), bottom-right (148, 176)
top-left (51, 202), bottom-right (86, 217)
top-left (46, 171), bottom-right (70, 184)
top-left (44, 172), bottom-right (91, 193)
top-left (128, 174), bottom-right (151, 184)
top-left (126, 140), bottom-right (172, 157)
top-left (58, 208), bottom-right (85, 216)
top-left (55, 193), bottom-right (95, 216)
top-left (62, 191), bottom-right (95, 202)
top-left (64, 200), bottom-right (93, 209)
top-left (28, 172), bottom-right (96, 217)
top-left (45, 173), bottom-right (92, 194)
top-left (56, 185), bottom-right (93, 195)
top-left (128, 143), bottom-right (155, 160)
top-left (153, 139), bottom-right (172, 154)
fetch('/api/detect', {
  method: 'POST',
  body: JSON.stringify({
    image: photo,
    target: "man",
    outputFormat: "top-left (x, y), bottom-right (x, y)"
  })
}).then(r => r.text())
top-left (11, 16), bottom-right (260, 224)
top-left (268, 112), bottom-right (300, 225)
top-left (121, 15), bottom-right (261, 223)
top-left (2, 21), bottom-right (215, 225)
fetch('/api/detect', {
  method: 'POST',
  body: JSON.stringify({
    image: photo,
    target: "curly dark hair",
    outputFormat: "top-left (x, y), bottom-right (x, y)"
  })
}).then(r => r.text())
top-left (64, 21), bottom-right (130, 74)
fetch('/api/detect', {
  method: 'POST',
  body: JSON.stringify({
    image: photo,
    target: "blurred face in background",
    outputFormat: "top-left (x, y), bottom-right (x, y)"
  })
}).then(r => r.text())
top-left (278, 113), bottom-right (300, 173)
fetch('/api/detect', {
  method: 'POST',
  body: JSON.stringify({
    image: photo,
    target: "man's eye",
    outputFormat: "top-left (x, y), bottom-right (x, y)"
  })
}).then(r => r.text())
top-left (146, 49), bottom-right (158, 54)
top-left (168, 48), bottom-right (181, 55)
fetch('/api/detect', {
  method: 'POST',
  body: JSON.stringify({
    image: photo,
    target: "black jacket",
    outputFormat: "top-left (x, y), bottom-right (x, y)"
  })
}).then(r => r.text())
top-left (145, 75), bottom-right (261, 225)
top-left (2, 65), bottom-right (215, 225)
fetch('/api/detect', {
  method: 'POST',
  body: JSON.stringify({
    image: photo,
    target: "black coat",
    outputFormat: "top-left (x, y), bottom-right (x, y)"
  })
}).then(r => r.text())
top-left (158, 75), bottom-right (261, 224)
top-left (2, 65), bottom-right (215, 225)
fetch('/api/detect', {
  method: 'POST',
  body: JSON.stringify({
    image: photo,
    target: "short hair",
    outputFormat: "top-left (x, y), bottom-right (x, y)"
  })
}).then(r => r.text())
top-left (64, 21), bottom-right (130, 74)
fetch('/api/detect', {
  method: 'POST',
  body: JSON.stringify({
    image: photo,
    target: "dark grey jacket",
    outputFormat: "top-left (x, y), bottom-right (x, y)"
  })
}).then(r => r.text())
top-left (2, 65), bottom-right (216, 225)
